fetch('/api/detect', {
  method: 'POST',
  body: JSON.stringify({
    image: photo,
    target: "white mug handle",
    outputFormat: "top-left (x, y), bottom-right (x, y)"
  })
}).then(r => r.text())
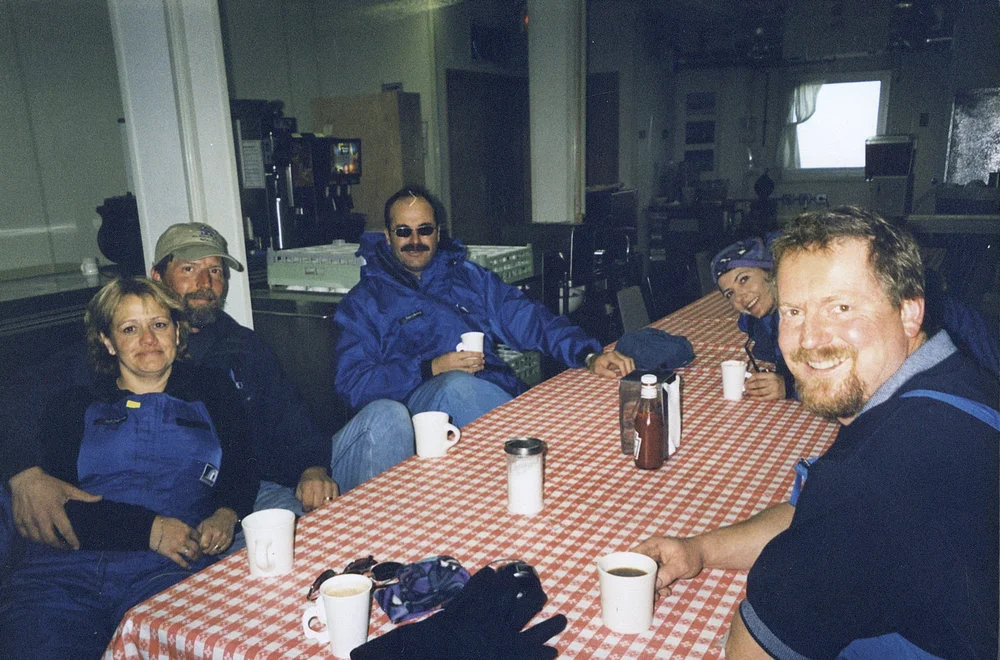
top-left (253, 539), bottom-right (273, 572)
top-left (301, 604), bottom-right (329, 642)
top-left (444, 423), bottom-right (461, 447)
top-left (455, 342), bottom-right (465, 352)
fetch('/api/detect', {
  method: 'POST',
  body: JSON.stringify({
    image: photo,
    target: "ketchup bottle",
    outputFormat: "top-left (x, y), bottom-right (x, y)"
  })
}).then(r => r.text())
top-left (633, 374), bottom-right (664, 470)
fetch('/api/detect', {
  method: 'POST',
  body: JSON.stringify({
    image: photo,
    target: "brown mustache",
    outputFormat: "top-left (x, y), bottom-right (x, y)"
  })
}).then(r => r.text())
top-left (789, 346), bottom-right (857, 364)
top-left (401, 244), bottom-right (430, 253)
top-left (184, 289), bottom-right (219, 303)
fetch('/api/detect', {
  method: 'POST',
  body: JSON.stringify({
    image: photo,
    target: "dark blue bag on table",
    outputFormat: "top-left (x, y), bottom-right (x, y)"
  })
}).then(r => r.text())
top-left (615, 328), bottom-right (694, 372)
top-left (374, 555), bottom-right (470, 623)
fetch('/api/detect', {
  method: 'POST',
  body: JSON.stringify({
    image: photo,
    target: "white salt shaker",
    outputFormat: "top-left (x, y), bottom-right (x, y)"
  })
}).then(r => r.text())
top-left (504, 438), bottom-right (546, 515)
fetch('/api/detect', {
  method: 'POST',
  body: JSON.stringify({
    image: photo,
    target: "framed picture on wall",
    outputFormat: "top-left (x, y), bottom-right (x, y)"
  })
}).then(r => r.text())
top-left (945, 87), bottom-right (1000, 185)
top-left (685, 120), bottom-right (716, 145)
top-left (685, 149), bottom-right (714, 173)
top-left (685, 92), bottom-right (716, 115)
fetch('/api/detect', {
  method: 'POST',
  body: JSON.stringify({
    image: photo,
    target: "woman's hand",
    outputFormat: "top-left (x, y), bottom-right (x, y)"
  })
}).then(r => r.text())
top-left (150, 515), bottom-right (202, 568)
top-left (197, 508), bottom-right (238, 555)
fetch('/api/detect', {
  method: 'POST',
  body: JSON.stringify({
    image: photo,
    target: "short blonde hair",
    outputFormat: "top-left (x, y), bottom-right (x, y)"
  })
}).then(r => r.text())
top-left (85, 277), bottom-right (190, 374)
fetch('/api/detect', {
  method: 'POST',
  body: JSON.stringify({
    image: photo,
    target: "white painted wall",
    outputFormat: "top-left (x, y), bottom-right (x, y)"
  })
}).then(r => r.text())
top-left (0, 0), bottom-right (125, 274)
top-left (221, 0), bottom-right (441, 201)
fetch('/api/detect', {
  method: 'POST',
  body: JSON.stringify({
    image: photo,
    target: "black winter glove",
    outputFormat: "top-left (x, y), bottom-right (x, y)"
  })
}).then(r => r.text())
top-left (351, 562), bottom-right (568, 660)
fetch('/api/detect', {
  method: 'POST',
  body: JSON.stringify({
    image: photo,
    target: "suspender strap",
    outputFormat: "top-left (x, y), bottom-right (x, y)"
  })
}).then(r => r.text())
top-left (790, 389), bottom-right (999, 506)
top-left (900, 389), bottom-right (1000, 432)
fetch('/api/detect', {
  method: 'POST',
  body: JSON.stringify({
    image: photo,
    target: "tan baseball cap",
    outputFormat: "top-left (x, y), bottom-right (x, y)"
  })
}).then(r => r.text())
top-left (153, 223), bottom-right (245, 272)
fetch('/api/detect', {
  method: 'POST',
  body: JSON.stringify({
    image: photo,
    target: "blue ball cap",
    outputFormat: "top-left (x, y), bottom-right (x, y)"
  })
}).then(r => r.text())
top-left (710, 237), bottom-right (773, 286)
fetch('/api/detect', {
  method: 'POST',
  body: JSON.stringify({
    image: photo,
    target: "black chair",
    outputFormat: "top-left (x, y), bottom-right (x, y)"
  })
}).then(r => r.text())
top-left (616, 285), bottom-right (651, 333)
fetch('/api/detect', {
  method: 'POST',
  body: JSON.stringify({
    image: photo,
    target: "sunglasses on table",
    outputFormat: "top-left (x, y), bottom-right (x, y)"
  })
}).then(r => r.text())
top-left (392, 224), bottom-right (437, 238)
top-left (486, 558), bottom-right (536, 579)
top-left (307, 556), bottom-right (404, 600)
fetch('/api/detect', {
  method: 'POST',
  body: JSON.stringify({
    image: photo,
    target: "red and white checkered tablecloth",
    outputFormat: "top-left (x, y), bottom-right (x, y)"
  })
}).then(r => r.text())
top-left (105, 292), bottom-right (838, 659)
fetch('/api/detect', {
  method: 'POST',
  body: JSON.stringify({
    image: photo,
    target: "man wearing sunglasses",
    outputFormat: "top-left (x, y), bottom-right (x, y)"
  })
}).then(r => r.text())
top-left (333, 186), bottom-right (634, 427)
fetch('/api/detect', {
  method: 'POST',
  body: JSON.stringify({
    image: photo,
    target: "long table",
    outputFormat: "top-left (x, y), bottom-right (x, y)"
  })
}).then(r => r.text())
top-left (105, 292), bottom-right (838, 659)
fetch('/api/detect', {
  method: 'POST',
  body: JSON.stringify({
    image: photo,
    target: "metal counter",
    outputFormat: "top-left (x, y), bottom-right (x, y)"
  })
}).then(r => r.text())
top-left (250, 289), bottom-right (348, 436)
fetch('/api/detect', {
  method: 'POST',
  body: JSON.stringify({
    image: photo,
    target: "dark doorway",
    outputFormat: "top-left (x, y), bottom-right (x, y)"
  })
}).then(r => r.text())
top-left (586, 72), bottom-right (620, 186)
top-left (446, 69), bottom-right (529, 245)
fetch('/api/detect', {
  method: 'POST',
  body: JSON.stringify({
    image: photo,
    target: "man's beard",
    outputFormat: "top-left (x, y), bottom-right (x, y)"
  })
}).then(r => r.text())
top-left (790, 346), bottom-right (867, 420)
top-left (183, 289), bottom-right (225, 328)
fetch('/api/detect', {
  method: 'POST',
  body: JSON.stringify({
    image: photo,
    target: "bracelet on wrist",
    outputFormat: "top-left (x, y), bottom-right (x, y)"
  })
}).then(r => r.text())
top-left (153, 517), bottom-right (164, 552)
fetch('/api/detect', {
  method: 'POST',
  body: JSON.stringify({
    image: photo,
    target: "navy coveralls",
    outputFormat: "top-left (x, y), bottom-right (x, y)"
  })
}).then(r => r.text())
top-left (1, 391), bottom-right (223, 659)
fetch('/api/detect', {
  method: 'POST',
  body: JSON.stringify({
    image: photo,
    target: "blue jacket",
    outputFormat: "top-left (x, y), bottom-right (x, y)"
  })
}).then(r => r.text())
top-left (333, 233), bottom-right (601, 410)
top-left (186, 312), bottom-right (332, 487)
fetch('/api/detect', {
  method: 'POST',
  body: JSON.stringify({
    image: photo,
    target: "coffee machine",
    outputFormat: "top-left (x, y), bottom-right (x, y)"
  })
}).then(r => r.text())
top-left (230, 100), bottom-right (364, 258)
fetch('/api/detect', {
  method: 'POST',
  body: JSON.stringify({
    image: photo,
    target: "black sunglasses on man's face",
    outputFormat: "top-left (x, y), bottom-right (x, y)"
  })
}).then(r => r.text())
top-left (392, 224), bottom-right (436, 239)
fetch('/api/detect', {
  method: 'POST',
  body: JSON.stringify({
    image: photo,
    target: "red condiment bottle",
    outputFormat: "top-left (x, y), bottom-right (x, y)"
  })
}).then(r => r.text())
top-left (633, 374), bottom-right (664, 470)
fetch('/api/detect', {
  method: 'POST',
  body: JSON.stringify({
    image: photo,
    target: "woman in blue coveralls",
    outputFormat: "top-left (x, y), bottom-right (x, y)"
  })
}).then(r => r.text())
top-left (0, 277), bottom-right (257, 659)
top-left (710, 237), bottom-right (796, 401)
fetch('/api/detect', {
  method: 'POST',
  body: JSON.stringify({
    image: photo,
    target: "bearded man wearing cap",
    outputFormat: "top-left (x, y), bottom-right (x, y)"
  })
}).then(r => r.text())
top-left (710, 236), bottom-right (794, 401)
top-left (1, 223), bottom-right (413, 563)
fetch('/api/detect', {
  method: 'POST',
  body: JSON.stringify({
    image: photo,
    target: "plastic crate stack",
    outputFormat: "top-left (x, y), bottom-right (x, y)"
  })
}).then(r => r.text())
top-left (497, 344), bottom-right (542, 387)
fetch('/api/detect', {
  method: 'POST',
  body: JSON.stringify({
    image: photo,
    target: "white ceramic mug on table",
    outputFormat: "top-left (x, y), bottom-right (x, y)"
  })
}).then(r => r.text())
top-left (241, 508), bottom-right (295, 577)
top-left (720, 359), bottom-right (748, 401)
top-left (302, 573), bottom-right (373, 657)
top-left (596, 551), bottom-right (658, 634)
top-left (413, 411), bottom-right (461, 458)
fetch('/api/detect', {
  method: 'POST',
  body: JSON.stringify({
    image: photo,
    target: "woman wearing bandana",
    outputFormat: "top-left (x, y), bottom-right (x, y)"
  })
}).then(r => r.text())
top-left (710, 236), bottom-right (796, 401)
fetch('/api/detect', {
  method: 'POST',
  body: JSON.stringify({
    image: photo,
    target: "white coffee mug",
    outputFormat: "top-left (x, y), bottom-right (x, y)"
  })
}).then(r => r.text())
top-left (720, 359), bottom-right (748, 401)
top-left (302, 574), bottom-right (373, 658)
top-left (412, 411), bottom-right (461, 458)
top-left (596, 551), bottom-right (658, 634)
top-left (455, 331), bottom-right (485, 353)
top-left (241, 508), bottom-right (295, 577)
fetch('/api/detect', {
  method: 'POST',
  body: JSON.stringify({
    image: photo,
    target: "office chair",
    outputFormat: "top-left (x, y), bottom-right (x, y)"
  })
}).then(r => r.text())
top-left (616, 285), bottom-right (651, 333)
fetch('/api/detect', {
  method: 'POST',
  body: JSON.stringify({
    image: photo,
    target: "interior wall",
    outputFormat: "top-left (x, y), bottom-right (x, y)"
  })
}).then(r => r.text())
top-left (221, 0), bottom-right (439, 232)
top-left (6, 0), bottom-right (994, 276)
top-left (430, 2), bottom-right (529, 232)
top-left (587, 0), bottom-right (672, 214)
top-left (0, 0), bottom-right (125, 275)
top-left (669, 0), bottom-right (1000, 222)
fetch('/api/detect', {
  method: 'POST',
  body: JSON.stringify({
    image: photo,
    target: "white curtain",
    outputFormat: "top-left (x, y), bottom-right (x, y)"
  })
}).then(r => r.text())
top-left (779, 82), bottom-right (824, 169)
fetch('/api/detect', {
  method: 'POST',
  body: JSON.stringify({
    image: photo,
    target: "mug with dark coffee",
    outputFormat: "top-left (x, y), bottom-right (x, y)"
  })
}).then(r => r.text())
top-left (595, 551), bottom-right (658, 634)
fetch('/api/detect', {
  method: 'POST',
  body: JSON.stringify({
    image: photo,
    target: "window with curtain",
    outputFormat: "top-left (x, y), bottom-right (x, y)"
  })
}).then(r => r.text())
top-left (780, 77), bottom-right (887, 171)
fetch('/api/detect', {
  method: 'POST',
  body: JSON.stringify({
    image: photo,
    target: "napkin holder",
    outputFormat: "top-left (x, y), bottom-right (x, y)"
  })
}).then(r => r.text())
top-left (619, 370), bottom-right (681, 457)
